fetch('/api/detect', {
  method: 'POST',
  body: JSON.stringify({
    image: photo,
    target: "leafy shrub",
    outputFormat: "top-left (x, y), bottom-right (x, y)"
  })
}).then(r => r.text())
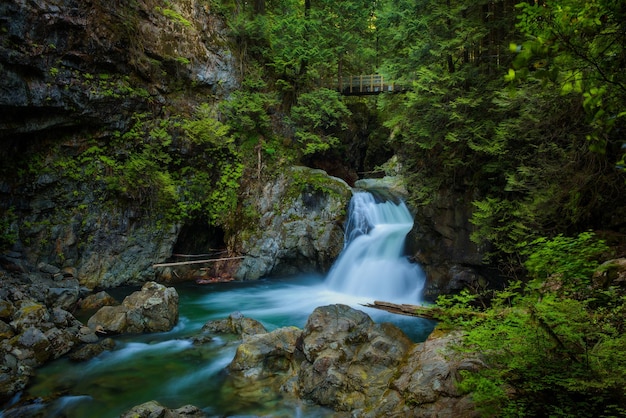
top-left (0, 207), bottom-right (18, 250)
top-left (440, 233), bottom-right (624, 417)
top-left (289, 88), bottom-right (351, 155)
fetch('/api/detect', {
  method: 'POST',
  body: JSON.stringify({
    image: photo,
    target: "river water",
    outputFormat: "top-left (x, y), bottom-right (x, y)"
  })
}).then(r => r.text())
top-left (15, 192), bottom-right (435, 417)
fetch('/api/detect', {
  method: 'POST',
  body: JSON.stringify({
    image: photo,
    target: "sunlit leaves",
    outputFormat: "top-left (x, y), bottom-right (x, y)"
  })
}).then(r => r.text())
top-left (510, 0), bottom-right (626, 159)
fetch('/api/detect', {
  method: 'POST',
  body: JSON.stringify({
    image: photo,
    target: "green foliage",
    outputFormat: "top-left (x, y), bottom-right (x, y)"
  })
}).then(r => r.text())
top-left (179, 105), bottom-right (243, 228)
top-left (0, 207), bottom-right (18, 250)
top-left (157, 6), bottom-right (192, 27)
top-left (522, 232), bottom-right (609, 283)
top-left (290, 88), bottom-right (351, 155)
top-left (219, 74), bottom-right (278, 138)
top-left (510, 0), bottom-right (626, 163)
top-left (376, 0), bottom-right (626, 263)
top-left (440, 233), bottom-right (625, 417)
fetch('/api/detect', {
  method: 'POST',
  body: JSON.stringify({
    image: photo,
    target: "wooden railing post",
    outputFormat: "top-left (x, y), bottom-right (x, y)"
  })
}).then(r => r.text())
top-left (336, 74), bottom-right (404, 95)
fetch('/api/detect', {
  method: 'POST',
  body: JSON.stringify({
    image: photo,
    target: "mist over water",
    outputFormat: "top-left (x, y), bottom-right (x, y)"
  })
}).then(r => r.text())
top-left (15, 191), bottom-right (433, 418)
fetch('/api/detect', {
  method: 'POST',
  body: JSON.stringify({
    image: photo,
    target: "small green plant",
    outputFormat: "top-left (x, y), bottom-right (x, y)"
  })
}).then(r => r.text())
top-left (176, 57), bottom-right (191, 66)
top-left (0, 208), bottom-right (18, 250)
top-left (157, 7), bottom-right (192, 27)
top-left (521, 231), bottom-right (609, 291)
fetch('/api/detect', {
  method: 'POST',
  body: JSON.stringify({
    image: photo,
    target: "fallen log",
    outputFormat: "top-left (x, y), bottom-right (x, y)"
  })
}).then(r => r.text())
top-left (361, 301), bottom-right (444, 320)
top-left (152, 256), bottom-right (246, 268)
top-left (362, 300), bottom-right (489, 321)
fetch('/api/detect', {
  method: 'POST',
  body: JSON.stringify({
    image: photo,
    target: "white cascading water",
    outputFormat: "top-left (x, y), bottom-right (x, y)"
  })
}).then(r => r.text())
top-left (325, 191), bottom-right (425, 303)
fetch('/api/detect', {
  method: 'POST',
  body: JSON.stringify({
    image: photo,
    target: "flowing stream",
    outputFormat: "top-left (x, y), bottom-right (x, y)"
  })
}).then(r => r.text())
top-left (13, 191), bottom-right (434, 417)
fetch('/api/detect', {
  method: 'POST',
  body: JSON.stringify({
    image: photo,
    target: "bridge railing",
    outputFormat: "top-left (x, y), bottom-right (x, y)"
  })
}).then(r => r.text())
top-left (339, 74), bottom-right (403, 95)
top-left (319, 74), bottom-right (408, 95)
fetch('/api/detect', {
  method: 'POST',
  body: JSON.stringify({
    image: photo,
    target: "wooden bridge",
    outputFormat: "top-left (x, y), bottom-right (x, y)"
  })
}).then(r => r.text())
top-left (337, 75), bottom-right (406, 95)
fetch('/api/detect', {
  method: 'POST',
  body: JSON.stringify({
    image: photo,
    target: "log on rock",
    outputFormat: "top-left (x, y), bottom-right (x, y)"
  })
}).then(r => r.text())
top-left (361, 301), bottom-right (443, 320)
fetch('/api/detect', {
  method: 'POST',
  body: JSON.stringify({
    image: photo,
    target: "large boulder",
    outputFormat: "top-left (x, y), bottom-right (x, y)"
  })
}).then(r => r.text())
top-left (231, 166), bottom-right (352, 280)
top-left (592, 258), bottom-right (626, 289)
top-left (226, 326), bottom-right (304, 403)
top-left (297, 304), bottom-right (414, 412)
top-left (87, 282), bottom-right (178, 334)
top-left (369, 330), bottom-right (483, 418)
top-left (217, 305), bottom-right (482, 417)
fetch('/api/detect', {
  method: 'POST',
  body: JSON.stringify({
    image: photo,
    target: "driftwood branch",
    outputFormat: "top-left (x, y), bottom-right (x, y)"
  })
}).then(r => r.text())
top-left (153, 256), bottom-right (246, 268)
top-left (362, 300), bottom-right (489, 321)
top-left (361, 301), bottom-right (445, 320)
top-left (172, 251), bottom-right (227, 257)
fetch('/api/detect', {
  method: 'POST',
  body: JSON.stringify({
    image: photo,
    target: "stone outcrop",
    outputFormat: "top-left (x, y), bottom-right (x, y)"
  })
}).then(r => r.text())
top-left (297, 304), bottom-right (414, 412)
top-left (232, 166), bottom-right (352, 280)
top-left (369, 330), bottom-right (483, 417)
top-left (0, 0), bottom-right (238, 290)
top-left (87, 282), bottom-right (179, 334)
top-left (208, 304), bottom-right (480, 417)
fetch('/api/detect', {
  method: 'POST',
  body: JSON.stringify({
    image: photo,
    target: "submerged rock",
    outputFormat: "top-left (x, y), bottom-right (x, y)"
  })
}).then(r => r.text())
top-left (201, 311), bottom-right (267, 337)
top-left (121, 400), bottom-right (207, 418)
top-left (68, 337), bottom-right (116, 362)
top-left (87, 282), bottom-right (178, 334)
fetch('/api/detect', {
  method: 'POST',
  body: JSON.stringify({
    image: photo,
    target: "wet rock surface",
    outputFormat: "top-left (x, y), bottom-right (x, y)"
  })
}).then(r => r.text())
top-left (121, 400), bottom-right (208, 418)
top-left (201, 311), bottom-right (267, 337)
top-left (87, 281), bottom-right (179, 334)
top-left (232, 166), bottom-right (352, 280)
top-left (0, 260), bottom-right (94, 403)
top-left (205, 304), bottom-right (480, 417)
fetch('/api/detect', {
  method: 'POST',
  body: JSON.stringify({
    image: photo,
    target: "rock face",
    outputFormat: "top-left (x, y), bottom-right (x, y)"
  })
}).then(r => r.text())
top-left (370, 330), bottom-right (483, 418)
top-left (0, 0), bottom-right (236, 140)
top-left (232, 166), bottom-right (352, 280)
top-left (406, 188), bottom-right (492, 300)
top-left (215, 304), bottom-right (480, 417)
top-left (87, 282), bottom-right (179, 334)
top-left (0, 0), bottom-right (238, 290)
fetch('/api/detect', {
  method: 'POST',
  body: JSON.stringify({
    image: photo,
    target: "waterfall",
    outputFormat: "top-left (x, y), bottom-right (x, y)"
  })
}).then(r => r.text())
top-left (325, 191), bottom-right (425, 303)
